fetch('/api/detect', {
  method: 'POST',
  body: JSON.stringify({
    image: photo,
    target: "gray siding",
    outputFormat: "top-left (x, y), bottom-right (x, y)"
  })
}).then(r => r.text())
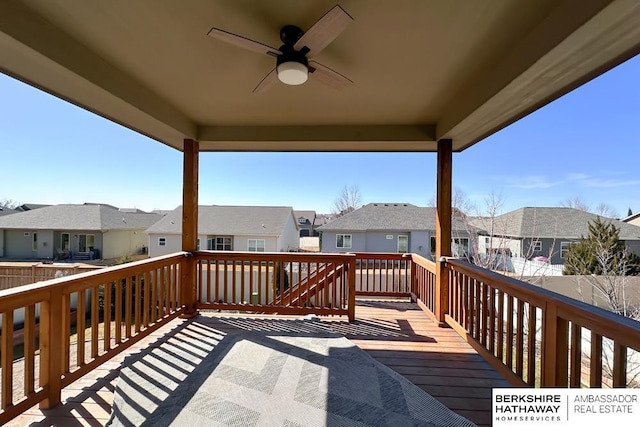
top-left (320, 231), bottom-right (366, 252)
top-left (409, 231), bottom-right (431, 258)
top-left (364, 232), bottom-right (409, 252)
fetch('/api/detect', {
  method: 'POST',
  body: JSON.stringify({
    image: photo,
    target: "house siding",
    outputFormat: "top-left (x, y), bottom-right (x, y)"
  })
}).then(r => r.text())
top-left (103, 230), bottom-right (148, 259)
top-left (409, 231), bottom-right (431, 259)
top-left (320, 231), bottom-right (366, 253)
top-left (278, 213), bottom-right (300, 251)
top-left (4, 229), bottom-right (57, 259)
top-left (148, 234), bottom-right (182, 257)
top-left (364, 232), bottom-right (410, 253)
top-left (237, 235), bottom-right (278, 252)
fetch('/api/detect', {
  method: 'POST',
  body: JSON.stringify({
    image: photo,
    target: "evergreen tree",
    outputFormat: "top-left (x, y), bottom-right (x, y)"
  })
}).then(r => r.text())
top-left (628, 208), bottom-right (633, 217)
top-left (564, 217), bottom-right (640, 276)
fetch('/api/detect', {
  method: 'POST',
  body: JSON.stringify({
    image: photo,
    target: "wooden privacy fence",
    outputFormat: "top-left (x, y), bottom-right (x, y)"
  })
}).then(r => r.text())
top-left (0, 253), bottom-right (187, 425)
top-left (193, 251), bottom-right (356, 320)
top-left (0, 263), bottom-right (102, 290)
top-left (443, 258), bottom-right (640, 389)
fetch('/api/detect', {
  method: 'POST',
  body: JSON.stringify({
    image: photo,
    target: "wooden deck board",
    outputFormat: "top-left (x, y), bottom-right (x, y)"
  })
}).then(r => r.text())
top-left (8, 298), bottom-right (509, 426)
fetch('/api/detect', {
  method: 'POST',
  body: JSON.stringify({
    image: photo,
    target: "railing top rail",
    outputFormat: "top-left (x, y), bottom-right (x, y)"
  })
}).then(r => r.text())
top-left (410, 253), bottom-right (437, 270)
top-left (351, 252), bottom-right (412, 260)
top-left (447, 258), bottom-right (640, 347)
top-left (193, 251), bottom-right (356, 262)
top-left (0, 252), bottom-right (189, 310)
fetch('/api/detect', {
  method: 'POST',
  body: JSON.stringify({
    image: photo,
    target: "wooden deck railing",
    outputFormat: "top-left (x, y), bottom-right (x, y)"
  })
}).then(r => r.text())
top-left (353, 253), bottom-right (412, 297)
top-left (0, 253), bottom-right (187, 424)
top-left (443, 258), bottom-right (640, 388)
top-left (193, 251), bottom-right (356, 320)
top-left (2, 250), bottom-right (640, 424)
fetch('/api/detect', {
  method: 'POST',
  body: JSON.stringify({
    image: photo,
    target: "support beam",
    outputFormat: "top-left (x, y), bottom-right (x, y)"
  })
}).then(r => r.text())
top-left (435, 139), bottom-right (452, 326)
top-left (181, 139), bottom-right (199, 317)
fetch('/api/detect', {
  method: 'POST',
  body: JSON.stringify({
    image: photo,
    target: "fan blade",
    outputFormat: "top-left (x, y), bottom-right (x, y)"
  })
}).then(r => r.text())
top-left (253, 68), bottom-right (279, 94)
top-left (308, 61), bottom-right (352, 90)
top-left (294, 5), bottom-right (353, 57)
top-left (208, 27), bottom-right (281, 57)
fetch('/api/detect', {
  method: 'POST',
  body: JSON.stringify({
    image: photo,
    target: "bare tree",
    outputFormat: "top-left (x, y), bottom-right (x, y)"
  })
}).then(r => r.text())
top-left (332, 185), bottom-right (362, 217)
top-left (0, 198), bottom-right (19, 209)
top-left (560, 196), bottom-right (590, 212)
top-left (594, 202), bottom-right (619, 218)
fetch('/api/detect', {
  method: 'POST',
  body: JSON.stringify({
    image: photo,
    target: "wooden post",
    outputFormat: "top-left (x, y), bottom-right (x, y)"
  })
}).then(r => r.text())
top-left (435, 139), bottom-right (452, 326)
top-left (39, 287), bottom-right (63, 409)
top-left (347, 257), bottom-right (356, 322)
top-left (181, 139), bottom-right (199, 318)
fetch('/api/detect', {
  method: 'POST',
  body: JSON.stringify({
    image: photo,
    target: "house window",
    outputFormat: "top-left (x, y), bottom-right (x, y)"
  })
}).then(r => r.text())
top-left (397, 235), bottom-right (408, 253)
top-left (78, 234), bottom-right (95, 252)
top-left (196, 238), bottom-right (201, 251)
top-left (208, 236), bottom-right (232, 251)
top-left (158, 237), bottom-right (166, 246)
top-left (248, 239), bottom-right (265, 252)
top-left (61, 233), bottom-right (70, 250)
top-left (430, 236), bottom-right (436, 255)
top-left (561, 241), bottom-right (572, 258)
top-left (32, 232), bottom-right (38, 251)
top-left (530, 240), bottom-right (542, 252)
top-left (453, 238), bottom-right (469, 257)
top-left (336, 234), bottom-right (352, 249)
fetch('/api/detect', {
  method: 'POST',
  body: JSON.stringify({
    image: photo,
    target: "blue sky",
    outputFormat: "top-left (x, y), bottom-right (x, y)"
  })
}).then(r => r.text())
top-left (1, 54), bottom-right (639, 217)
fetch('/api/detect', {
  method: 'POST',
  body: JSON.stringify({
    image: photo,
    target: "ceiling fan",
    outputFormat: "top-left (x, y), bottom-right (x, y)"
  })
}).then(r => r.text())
top-left (207, 5), bottom-right (353, 93)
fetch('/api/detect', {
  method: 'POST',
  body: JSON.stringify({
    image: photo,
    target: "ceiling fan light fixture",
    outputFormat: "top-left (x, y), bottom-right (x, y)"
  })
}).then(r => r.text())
top-left (276, 61), bottom-right (308, 85)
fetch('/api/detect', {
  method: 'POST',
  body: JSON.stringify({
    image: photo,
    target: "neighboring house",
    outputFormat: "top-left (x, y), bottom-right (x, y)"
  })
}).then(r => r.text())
top-left (471, 207), bottom-right (640, 265)
top-left (317, 203), bottom-right (474, 259)
top-left (146, 205), bottom-right (300, 257)
top-left (0, 206), bottom-right (17, 217)
top-left (623, 211), bottom-right (640, 227)
top-left (293, 210), bottom-right (317, 237)
top-left (0, 204), bottom-right (163, 260)
top-left (15, 203), bottom-right (50, 212)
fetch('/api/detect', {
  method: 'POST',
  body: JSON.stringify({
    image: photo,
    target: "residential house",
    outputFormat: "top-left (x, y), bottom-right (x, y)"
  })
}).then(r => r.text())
top-left (146, 205), bottom-right (299, 257)
top-left (293, 210), bottom-right (317, 237)
top-left (0, 207), bottom-right (17, 217)
top-left (15, 203), bottom-right (50, 212)
top-left (0, 204), bottom-right (163, 260)
top-left (623, 211), bottom-right (640, 227)
top-left (472, 207), bottom-right (640, 265)
top-left (318, 203), bottom-right (474, 259)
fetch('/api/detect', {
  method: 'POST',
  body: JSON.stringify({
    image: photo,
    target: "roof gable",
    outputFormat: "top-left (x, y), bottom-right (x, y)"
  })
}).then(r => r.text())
top-left (475, 207), bottom-right (640, 240)
top-left (146, 205), bottom-right (296, 236)
top-left (0, 204), bottom-right (163, 231)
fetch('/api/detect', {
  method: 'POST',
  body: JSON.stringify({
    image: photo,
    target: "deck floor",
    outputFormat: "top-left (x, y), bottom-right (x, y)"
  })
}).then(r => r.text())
top-left (8, 299), bottom-right (509, 426)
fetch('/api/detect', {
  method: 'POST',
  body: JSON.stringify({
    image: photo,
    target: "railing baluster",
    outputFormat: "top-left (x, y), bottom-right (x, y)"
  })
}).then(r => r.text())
top-left (24, 304), bottom-right (36, 395)
top-left (506, 295), bottom-right (513, 368)
top-left (104, 282), bottom-right (111, 352)
top-left (527, 304), bottom-right (537, 386)
top-left (613, 342), bottom-right (627, 388)
top-left (590, 332), bottom-right (603, 387)
top-left (77, 289), bottom-right (86, 366)
top-left (91, 285), bottom-right (99, 358)
top-left (496, 290), bottom-right (504, 362)
top-left (515, 300), bottom-right (524, 377)
top-left (62, 292), bottom-right (71, 373)
top-left (570, 322), bottom-right (582, 388)
top-left (124, 277), bottom-right (132, 339)
top-left (115, 280), bottom-right (122, 344)
top-left (1, 309), bottom-right (14, 409)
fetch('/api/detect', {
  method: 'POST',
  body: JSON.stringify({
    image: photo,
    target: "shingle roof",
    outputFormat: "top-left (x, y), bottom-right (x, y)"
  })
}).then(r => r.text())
top-left (317, 203), bottom-right (471, 232)
top-left (146, 205), bottom-right (297, 235)
top-left (471, 207), bottom-right (640, 239)
top-left (0, 204), bottom-right (163, 231)
top-left (0, 207), bottom-right (17, 217)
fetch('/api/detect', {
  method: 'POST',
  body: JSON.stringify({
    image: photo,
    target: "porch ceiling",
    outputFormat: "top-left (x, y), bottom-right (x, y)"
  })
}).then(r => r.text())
top-left (1, 0), bottom-right (639, 152)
